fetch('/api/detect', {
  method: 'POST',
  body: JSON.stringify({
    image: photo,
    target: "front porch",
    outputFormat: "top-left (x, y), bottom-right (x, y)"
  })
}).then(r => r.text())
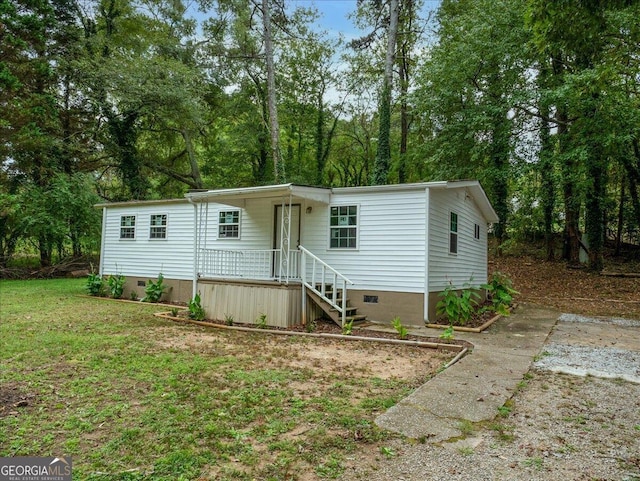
top-left (198, 248), bottom-right (301, 281)
top-left (188, 184), bottom-right (363, 328)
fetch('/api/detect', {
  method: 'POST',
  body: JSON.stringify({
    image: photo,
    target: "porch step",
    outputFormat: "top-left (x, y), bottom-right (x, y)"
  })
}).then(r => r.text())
top-left (306, 284), bottom-right (367, 328)
top-left (330, 306), bottom-right (358, 315)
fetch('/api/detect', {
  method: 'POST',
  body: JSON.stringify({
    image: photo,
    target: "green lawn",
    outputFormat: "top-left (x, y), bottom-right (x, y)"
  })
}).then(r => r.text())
top-left (0, 278), bottom-right (447, 480)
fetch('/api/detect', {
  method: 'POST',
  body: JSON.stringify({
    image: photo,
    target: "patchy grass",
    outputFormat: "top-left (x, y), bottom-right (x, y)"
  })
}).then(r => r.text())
top-left (0, 279), bottom-right (452, 480)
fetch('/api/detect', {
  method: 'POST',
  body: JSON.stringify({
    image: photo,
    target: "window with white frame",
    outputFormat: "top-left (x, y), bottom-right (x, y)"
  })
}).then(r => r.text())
top-left (149, 214), bottom-right (167, 239)
top-left (449, 212), bottom-right (458, 254)
top-left (330, 205), bottom-right (358, 249)
top-left (218, 210), bottom-right (240, 238)
top-left (120, 215), bottom-right (136, 239)
top-left (474, 223), bottom-right (480, 240)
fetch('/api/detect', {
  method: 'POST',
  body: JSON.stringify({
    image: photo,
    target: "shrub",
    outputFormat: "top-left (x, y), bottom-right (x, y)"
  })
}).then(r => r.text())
top-left (483, 272), bottom-right (519, 315)
top-left (188, 293), bottom-right (206, 321)
top-left (107, 274), bottom-right (126, 299)
top-left (142, 273), bottom-right (165, 303)
top-left (436, 282), bottom-right (481, 326)
top-left (86, 272), bottom-right (106, 297)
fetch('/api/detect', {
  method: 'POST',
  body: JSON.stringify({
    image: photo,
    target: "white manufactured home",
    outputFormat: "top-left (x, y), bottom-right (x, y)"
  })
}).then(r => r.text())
top-left (97, 181), bottom-right (498, 328)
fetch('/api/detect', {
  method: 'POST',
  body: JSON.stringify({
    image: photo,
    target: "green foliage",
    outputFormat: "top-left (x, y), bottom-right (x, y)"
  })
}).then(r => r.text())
top-left (391, 316), bottom-right (408, 340)
top-left (436, 282), bottom-right (481, 326)
top-left (439, 325), bottom-right (455, 341)
top-left (142, 273), bottom-right (165, 303)
top-left (342, 319), bottom-right (354, 336)
top-left (256, 313), bottom-right (268, 329)
top-left (107, 274), bottom-right (126, 299)
top-left (129, 291), bottom-right (139, 301)
top-left (482, 272), bottom-right (519, 316)
top-left (224, 314), bottom-right (234, 326)
top-left (86, 272), bottom-right (106, 297)
top-left (188, 293), bottom-right (205, 321)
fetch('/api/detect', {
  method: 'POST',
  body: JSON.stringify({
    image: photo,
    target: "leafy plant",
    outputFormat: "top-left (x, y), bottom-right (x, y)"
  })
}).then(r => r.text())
top-left (342, 318), bottom-right (354, 335)
top-left (142, 273), bottom-right (165, 303)
top-left (305, 318), bottom-right (317, 333)
top-left (391, 316), bottom-right (408, 340)
top-left (86, 272), bottom-right (106, 297)
top-left (436, 281), bottom-right (481, 326)
top-left (129, 291), bottom-right (138, 301)
top-left (224, 314), bottom-right (234, 326)
top-left (256, 313), bottom-right (268, 329)
top-left (439, 325), bottom-right (455, 341)
top-left (170, 307), bottom-right (179, 317)
top-left (107, 274), bottom-right (126, 299)
top-left (188, 293), bottom-right (205, 321)
top-left (482, 271), bottom-right (519, 315)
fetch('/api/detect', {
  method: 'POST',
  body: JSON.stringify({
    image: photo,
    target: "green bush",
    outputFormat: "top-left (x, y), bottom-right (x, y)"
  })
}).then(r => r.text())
top-left (482, 272), bottom-right (519, 315)
top-left (86, 272), bottom-right (106, 297)
top-left (436, 282), bottom-right (481, 326)
top-left (142, 273), bottom-right (165, 303)
top-left (188, 293), bottom-right (206, 321)
top-left (107, 274), bottom-right (126, 299)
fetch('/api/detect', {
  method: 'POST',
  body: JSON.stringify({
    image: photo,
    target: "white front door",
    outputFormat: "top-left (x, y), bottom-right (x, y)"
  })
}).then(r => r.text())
top-left (274, 204), bottom-right (301, 279)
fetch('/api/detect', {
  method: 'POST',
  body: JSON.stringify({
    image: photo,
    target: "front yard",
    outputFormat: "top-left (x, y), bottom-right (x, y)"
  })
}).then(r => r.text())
top-left (0, 279), bottom-right (453, 480)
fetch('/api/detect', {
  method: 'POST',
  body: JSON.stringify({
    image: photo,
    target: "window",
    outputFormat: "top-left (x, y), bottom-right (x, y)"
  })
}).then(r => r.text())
top-left (120, 215), bottom-right (136, 239)
top-left (150, 214), bottom-right (167, 239)
top-left (449, 212), bottom-right (458, 254)
top-left (218, 210), bottom-right (240, 238)
top-left (474, 223), bottom-right (481, 240)
top-left (330, 205), bottom-right (357, 249)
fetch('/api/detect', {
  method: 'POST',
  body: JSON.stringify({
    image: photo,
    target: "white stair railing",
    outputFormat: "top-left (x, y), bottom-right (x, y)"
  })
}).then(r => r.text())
top-left (299, 245), bottom-right (353, 327)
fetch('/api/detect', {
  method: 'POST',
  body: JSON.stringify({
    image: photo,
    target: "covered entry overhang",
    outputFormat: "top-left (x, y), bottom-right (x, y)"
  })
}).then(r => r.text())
top-left (185, 184), bottom-right (331, 293)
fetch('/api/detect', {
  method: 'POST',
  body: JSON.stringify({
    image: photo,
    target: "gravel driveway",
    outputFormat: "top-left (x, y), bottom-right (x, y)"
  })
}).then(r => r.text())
top-left (344, 314), bottom-right (640, 481)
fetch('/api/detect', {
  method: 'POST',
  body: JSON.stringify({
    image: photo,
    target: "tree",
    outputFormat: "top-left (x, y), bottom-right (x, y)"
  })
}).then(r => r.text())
top-left (413, 0), bottom-right (532, 243)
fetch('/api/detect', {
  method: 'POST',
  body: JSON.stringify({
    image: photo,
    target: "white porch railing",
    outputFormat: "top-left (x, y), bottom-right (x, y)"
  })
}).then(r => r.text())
top-left (198, 248), bottom-right (300, 281)
top-left (299, 245), bottom-right (353, 327)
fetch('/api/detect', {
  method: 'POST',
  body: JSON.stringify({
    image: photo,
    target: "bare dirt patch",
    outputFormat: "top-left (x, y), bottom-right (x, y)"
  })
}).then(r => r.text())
top-left (0, 383), bottom-right (35, 418)
top-left (152, 324), bottom-right (453, 382)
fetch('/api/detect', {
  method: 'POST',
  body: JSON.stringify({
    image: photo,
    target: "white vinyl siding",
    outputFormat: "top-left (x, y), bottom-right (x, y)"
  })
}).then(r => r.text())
top-left (102, 201), bottom-right (194, 280)
top-left (205, 200), bottom-right (272, 250)
top-left (302, 190), bottom-right (427, 293)
top-left (428, 189), bottom-right (488, 291)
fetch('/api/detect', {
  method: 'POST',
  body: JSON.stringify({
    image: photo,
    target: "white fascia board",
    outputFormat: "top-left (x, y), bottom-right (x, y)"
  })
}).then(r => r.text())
top-left (94, 198), bottom-right (188, 209)
top-left (185, 183), bottom-right (331, 205)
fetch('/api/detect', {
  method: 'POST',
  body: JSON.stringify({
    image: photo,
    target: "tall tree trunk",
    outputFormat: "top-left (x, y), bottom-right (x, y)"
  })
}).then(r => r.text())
top-left (262, 0), bottom-right (284, 183)
top-left (181, 128), bottom-right (203, 189)
top-left (615, 176), bottom-right (625, 256)
top-left (372, 0), bottom-right (399, 186)
top-left (397, 0), bottom-right (413, 184)
top-left (538, 65), bottom-right (556, 261)
top-left (551, 53), bottom-right (580, 265)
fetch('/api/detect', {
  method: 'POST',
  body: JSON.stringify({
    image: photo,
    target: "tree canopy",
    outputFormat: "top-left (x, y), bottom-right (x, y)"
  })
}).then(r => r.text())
top-left (2, 0), bottom-right (639, 270)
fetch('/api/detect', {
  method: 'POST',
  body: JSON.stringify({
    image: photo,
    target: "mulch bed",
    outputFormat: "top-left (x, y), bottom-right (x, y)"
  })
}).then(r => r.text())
top-left (183, 315), bottom-right (473, 348)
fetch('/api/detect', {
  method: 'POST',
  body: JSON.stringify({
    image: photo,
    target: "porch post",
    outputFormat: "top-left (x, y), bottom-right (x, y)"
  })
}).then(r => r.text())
top-left (301, 252), bottom-right (307, 326)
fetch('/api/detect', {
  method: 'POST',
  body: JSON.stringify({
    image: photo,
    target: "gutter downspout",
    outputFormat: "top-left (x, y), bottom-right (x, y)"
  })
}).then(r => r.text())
top-left (99, 207), bottom-right (107, 276)
top-left (187, 197), bottom-right (198, 299)
top-left (424, 187), bottom-right (430, 323)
